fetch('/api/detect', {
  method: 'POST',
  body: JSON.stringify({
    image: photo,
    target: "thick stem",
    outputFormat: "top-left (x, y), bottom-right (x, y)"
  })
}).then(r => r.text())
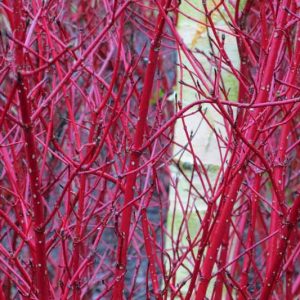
top-left (111, 1), bottom-right (172, 297)
top-left (17, 73), bottom-right (49, 299)
top-left (13, 1), bottom-right (49, 298)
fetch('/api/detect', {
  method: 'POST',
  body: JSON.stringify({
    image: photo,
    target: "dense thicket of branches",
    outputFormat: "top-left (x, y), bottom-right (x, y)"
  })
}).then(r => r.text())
top-left (0, 0), bottom-right (299, 299)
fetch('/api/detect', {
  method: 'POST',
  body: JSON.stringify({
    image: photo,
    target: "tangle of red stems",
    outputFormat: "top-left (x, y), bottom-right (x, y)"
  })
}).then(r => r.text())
top-left (0, 0), bottom-right (299, 299)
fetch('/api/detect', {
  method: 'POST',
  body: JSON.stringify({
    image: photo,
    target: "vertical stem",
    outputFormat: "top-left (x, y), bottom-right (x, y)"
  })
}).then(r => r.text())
top-left (112, 1), bottom-right (172, 297)
top-left (237, 174), bottom-right (261, 300)
top-left (17, 73), bottom-right (49, 299)
top-left (268, 17), bottom-right (300, 276)
top-left (72, 175), bottom-right (86, 300)
top-left (141, 209), bottom-right (162, 299)
top-left (260, 196), bottom-right (300, 299)
top-left (13, 1), bottom-right (49, 298)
